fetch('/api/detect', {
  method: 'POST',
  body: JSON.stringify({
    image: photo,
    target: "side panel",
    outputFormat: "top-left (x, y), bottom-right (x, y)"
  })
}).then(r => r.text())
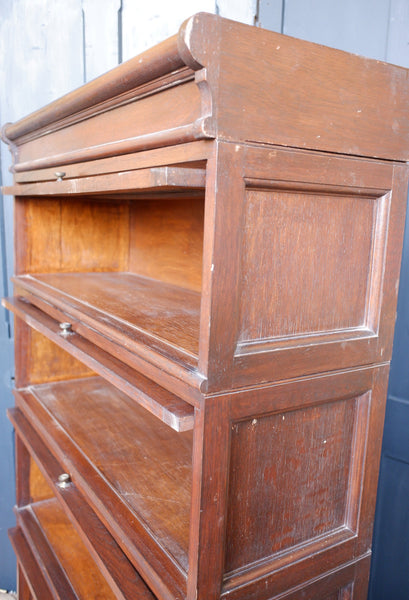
top-left (206, 142), bottom-right (407, 392)
top-left (190, 366), bottom-right (385, 599)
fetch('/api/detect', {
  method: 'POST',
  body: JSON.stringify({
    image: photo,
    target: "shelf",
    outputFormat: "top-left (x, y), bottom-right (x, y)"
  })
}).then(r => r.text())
top-left (16, 499), bottom-right (117, 600)
top-left (12, 496), bottom-right (156, 600)
top-left (14, 272), bottom-right (201, 371)
top-left (14, 377), bottom-right (193, 578)
top-left (4, 296), bottom-right (196, 429)
top-left (9, 526), bottom-right (56, 600)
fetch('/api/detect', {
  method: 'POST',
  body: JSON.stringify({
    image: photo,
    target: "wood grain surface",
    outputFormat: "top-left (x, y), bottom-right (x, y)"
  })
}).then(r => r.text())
top-left (15, 272), bottom-right (201, 359)
top-left (19, 378), bottom-right (193, 572)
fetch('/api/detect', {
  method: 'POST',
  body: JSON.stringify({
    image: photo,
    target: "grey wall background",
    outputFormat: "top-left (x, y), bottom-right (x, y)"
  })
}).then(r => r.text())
top-left (0, 0), bottom-right (408, 594)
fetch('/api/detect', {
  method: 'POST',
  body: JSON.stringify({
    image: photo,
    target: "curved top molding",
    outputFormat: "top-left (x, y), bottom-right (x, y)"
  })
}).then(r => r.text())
top-left (2, 35), bottom-right (188, 143)
top-left (2, 12), bottom-right (409, 165)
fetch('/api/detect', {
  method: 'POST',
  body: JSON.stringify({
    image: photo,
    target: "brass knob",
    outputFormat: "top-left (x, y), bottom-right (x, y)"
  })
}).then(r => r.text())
top-left (55, 171), bottom-right (66, 181)
top-left (57, 473), bottom-right (71, 488)
top-left (59, 322), bottom-right (73, 336)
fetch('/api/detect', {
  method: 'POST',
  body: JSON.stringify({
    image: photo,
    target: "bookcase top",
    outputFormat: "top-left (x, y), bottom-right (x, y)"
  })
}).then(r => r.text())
top-left (2, 12), bottom-right (409, 166)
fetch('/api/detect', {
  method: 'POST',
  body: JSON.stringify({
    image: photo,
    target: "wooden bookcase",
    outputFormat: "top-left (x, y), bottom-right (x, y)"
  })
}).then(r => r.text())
top-left (2, 12), bottom-right (409, 600)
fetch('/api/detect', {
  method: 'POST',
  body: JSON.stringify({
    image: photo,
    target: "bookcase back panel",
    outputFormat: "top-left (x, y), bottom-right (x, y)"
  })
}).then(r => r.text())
top-left (29, 454), bottom-right (54, 504)
top-left (129, 196), bottom-right (204, 292)
top-left (15, 197), bottom-right (130, 275)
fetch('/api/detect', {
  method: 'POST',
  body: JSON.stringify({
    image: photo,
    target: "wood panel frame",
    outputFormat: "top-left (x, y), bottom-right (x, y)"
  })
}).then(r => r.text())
top-left (204, 142), bottom-right (408, 392)
top-left (191, 365), bottom-right (387, 600)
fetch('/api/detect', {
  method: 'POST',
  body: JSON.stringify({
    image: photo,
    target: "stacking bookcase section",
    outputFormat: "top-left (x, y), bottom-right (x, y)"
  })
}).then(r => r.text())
top-left (2, 11), bottom-right (409, 600)
top-left (8, 409), bottom-right (156, 600)
top-left (7, 150), bottom-right (208, 400)
top-left (14, 272), bottom-right (201, 371)
top-left (12, 377), bottom-right (193, 599)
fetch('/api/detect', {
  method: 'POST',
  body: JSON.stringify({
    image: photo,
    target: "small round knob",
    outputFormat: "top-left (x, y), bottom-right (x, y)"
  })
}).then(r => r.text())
top-left (59, 322), bottom-right (73, 336)
top-left (55, 171), bottom-right (66, 181)
top-left (57, 473), bottom-right (71, 488)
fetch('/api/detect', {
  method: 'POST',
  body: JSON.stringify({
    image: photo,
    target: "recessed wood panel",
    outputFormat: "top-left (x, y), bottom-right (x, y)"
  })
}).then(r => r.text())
top-left (238, 188), bottom-right (383, 343)
top-left (225, 395), bottom-right (367, 573)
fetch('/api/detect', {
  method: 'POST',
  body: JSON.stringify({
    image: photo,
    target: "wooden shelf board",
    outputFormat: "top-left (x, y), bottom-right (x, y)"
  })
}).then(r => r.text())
top-left (9, 526), bottom-right (56, 600)
top-left (14, 377), bottom-right (193, 574)
top-left (14, 272), bottom-right (201, 363)
top-left (16, 499), bottom-right (117, 600)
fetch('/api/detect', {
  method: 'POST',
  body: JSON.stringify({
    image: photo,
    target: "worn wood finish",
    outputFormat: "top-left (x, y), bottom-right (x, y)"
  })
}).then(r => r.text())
top-left (10, 398), bottom-right (185, 599)
top-left (180, 13), bottom-right (409, 161)
top-left (17, 379), bottom-right (193, 569)
top-left (4, 296), bottom-right (203, 405)
top-left (3, 13), bottom-right (409, 171)
top-left (221, 553), bottom-right (371, 600)
top-left (13, 316), bottom-right (93, 388)
top-left (204, 142), bottom-right (407, 391)
top-left (27, 499), bottom-right (117, 599)
top-left (9, 527), bottom-right (55, 600)
top-left (15, 272), bottom-right (201, 360)
top-left (14, 196), bottom-right (130, 275)
top-left (12, 80), bottom-right (204, 172)
top-left (12, 141), bottom-right (211, 184)
top-left (221, 366), bottom-right (388, 597)
top-left (9, 408), bottom-right (159, 600)
top-left (2, 11), bottom-right (409, 600)
top-left (5, 166), bottom-right (206, 197)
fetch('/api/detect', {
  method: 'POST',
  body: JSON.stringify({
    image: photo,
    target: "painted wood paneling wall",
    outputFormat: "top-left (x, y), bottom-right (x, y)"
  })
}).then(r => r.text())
top-left (0, 0), bottom-right (408, 594)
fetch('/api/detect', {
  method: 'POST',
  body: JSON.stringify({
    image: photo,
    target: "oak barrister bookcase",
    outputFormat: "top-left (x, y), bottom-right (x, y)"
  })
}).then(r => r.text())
top-left (2, 12), bottom-right (409, 600)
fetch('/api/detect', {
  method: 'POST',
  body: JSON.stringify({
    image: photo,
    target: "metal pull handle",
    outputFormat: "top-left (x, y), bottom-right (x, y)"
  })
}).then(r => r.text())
top-left (55, 171), bottom-right (66, 181)
top-left (57, 473), bottom-right (71, 488)
top-left (59, 322), bottom-right (73, 336)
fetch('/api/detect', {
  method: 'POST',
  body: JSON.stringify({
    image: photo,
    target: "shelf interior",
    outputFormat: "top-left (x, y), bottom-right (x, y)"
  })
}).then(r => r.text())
top-left (27, 498), bottom-right (117, 599)
top-left (14, 190), bottom-right (205, 371)
top-left (26, 376), bottom-right (193, 570)
top-left (16, 272), bottom-right (201, 360)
